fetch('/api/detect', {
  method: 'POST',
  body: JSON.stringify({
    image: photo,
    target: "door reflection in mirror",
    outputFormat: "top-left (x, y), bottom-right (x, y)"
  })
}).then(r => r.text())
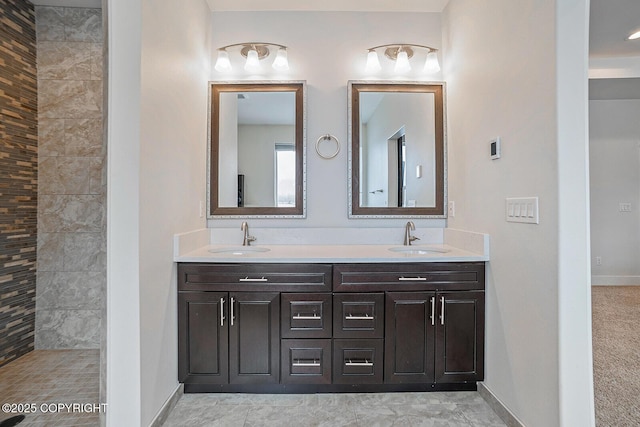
top-left (359, 91), bottom-right (435, 208)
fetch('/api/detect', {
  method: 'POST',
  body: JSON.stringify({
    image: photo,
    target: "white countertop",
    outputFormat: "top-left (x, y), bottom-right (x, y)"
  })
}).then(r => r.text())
top-left (175, 243), bottom-right (488, 263)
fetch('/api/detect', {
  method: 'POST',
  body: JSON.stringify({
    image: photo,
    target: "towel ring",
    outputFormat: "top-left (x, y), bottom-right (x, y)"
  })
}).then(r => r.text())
top-left (315, 134), bottom-right (340, 159)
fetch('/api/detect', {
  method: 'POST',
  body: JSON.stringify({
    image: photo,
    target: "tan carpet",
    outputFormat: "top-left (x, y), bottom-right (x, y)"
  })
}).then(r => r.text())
top-left (592, 286), bottom-right (640, 427)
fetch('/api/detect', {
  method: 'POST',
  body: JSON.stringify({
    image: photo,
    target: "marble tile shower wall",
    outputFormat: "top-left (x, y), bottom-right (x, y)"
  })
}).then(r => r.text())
top-left (35, 6), bottom-right (104, 349)
top-left (0, 0), bottom-right (37, 367)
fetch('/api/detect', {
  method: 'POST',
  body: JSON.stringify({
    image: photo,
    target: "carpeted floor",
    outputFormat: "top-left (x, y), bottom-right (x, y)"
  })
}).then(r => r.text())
top-left (592, 286), bottom-right (640, 427)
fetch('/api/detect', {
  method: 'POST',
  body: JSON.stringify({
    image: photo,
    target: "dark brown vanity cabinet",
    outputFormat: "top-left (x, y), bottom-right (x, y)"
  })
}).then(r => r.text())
top-left (178, 262), bottom-right (484, 392)
top-left (334, 263), bottom-right (485, 386)
top-left (178, 263), bottom-right (331, 390)
top-left (178, 290), bottom-right (279, 386)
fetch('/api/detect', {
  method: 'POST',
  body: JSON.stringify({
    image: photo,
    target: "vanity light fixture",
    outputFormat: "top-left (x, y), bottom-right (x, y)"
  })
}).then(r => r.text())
top-left (365, 44), bottom-right (440, 75)
top-left (214, 42), bottom-right (289, 73)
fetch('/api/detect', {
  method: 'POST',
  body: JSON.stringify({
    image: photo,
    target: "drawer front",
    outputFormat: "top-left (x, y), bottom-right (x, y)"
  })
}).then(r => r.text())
top-left (333, 263), bottom-right (484, 292)
top-left (333, 293), bottom-right (384, 338)
top-left (178, 263), bottom-right (332, 292)
top-left (333, 339), bottom-right (383, 384)
top-left (281, 339), bottom-right (332, 384)
top-left (281, 293), bottom-right (332, 338)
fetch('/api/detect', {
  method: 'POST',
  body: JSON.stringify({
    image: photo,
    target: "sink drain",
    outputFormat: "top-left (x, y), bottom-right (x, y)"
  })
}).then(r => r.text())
top-left (0, 415), bottom-right (25, 427)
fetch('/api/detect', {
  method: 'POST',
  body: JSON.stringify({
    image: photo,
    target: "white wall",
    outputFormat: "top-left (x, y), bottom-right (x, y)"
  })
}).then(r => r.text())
top-left (107, 0), bottom-right (211, 425)
top-left (208, 11), bottom-right (444, 228)
top-left (590, 99), bottom-right (640, 284)
top-left (443, 0), bottom-right (593, 426)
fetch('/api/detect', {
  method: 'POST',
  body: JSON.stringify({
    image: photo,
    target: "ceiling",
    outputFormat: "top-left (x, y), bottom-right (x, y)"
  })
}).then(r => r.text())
top-left (205, 0), bottom-right (449, 12)
top-left (589, 0), bottom-right (640, 59)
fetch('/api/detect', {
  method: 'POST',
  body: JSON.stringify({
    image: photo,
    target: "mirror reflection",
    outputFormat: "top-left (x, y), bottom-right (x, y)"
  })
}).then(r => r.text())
top-left (209, 82), bottom-right (305, 217)
top-left (349, 82), bottom-right (446, 217)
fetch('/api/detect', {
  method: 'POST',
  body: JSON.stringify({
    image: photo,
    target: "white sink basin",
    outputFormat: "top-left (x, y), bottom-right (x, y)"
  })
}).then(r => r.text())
top-left (389, 246), bottom-right (450, 255)
top-left (208, 246), bottom-right (271, 255)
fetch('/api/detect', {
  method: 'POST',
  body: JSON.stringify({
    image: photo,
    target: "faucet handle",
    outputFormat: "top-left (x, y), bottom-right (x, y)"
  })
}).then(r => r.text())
top-left (246, 235), bottom-right (256, 246)
top-left (410, 236), bottom-right (420, 243)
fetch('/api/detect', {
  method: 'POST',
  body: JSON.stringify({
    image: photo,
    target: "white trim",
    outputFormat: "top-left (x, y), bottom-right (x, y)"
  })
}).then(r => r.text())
top-left (148, 384), bottom-right (183, 427)
top-left (478, 383), bottom-right (525, 427)
top-left (591, 276), bottom-right (640, 286)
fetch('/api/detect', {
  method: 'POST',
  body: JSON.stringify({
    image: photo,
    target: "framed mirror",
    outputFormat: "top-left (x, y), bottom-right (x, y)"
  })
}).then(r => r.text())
top-left (208, 81), bottom-right (306, 217)
top-left (348, 81), bottom-right (446, 218)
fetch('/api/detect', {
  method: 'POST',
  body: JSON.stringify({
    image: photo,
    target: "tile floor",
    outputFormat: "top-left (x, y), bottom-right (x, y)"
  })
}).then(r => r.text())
top-left (0, 350), bottom-right (505, 426)
top-left (163, 391), bottom-right (507, 427)
top-left (0, 350), bottom-right (100, 426)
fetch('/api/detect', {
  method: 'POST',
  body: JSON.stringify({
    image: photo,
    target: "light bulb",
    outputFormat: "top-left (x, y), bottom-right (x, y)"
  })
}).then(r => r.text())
top-left (244, 48), bottom-right (261, 72)
top-left (272, 48), bottom-right (289, 71)
top-left (365, 50), bottom-right (381, 73)
top-left (424, 51), bottom-right (440, 73)
top-left (628, 30), bottom-right (640, 40)
top-left (394, 50), bottom-right (411, 74)
top-left (214, 50), bottom-right (232, 73)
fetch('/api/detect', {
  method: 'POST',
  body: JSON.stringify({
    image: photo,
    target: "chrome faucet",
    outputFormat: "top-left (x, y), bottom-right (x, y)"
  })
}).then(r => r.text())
top-left (403, 221), bottom-right (420, 246)
top-left (241, 222), bottom-right (256, 246)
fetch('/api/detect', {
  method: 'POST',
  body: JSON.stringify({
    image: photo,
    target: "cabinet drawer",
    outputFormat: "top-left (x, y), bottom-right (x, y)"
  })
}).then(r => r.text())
top-left (333, 293), bottom-right (384, 338)
top-left (281, 293), bottom-right (332, 338)
top-left (333, 339), bottom-right (383, 384)
top-left (178, 263), bottom-right (332, 292)
top-left (333, 263), bottom-right (484, 292)
top-left (281, 339), bottom-right (331, 384)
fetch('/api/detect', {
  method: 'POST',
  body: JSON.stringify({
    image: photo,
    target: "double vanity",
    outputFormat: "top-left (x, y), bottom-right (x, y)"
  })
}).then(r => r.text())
top-left (175, 230), bottom-right (488, 394)
top-left (176, 78), bottom-right (488, 393)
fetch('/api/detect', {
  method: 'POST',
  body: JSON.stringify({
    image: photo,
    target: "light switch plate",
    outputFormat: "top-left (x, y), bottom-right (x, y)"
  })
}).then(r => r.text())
top-left (619, 202), bottom-right (632, 212)
top-left (506, 197), bottom-right (539, 224)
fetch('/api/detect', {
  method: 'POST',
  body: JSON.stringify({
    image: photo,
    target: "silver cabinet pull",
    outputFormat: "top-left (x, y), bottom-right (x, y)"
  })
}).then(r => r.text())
top-left (230, 297), bottom-right (235, 326)
top-left (292, 314), bottom-right (320, 320)
top-left (430, 297), bottom-right (435, 326)
top-left (292, 359), bottom-right (320, 367)
top-left (239, 276), bottom-right (268, 282)
top-left (220, 297), bottom-right (225, 327)
top-left (345, 359), bottom-right (373, 367)
top-left (398, 276), bottom-right (427, 281)
top-left (440, 296), bottom-right (445, 325)
top-left (345, 314), bottom-right (373, 320)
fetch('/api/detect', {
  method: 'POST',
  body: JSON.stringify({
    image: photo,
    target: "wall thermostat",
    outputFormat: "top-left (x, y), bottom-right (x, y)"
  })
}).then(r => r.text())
top-left (490, 137), bottom-right (501, 160)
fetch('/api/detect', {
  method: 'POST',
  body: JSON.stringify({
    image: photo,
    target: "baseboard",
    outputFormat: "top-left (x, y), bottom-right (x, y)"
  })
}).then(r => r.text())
top-left (148, 383), bottom-right (183, 427)
top-left (591, 275), bottom-right (640, 286)
top-left (478, 382), bottom-right (525, 427)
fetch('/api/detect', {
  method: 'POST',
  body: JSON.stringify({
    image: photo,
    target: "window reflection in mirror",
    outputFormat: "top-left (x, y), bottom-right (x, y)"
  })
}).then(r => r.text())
top-left (349, 82), bottom-right (446, 218)
top-left (209, 82), bottom-right (305, 217)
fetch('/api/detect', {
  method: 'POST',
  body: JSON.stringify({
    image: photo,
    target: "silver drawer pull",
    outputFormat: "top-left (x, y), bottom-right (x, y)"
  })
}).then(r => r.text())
top-left (398, 276), bottom-right (427, 281)
top-left (345, 359), bottom-right (373, 367)
top-left (239, 276), bottom-right (268, 282)
top-left (345, 314), bottom-right (373, 320)
top-left (292, 314), bottom-right (320, 320)
top-left (292, 359), bottom-right (320, 367)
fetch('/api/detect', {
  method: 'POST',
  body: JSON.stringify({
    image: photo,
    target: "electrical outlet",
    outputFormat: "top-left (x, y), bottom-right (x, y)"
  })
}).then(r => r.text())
top-left (448, 201), bottom-right (455, 218)
top-left (595, 256), bottom-right (602, 266)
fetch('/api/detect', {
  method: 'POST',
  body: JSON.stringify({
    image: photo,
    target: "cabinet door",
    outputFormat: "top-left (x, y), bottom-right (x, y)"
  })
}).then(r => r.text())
top-left (178, 292), bottom-right (229, 384)
top-left (435, 291), bottom-right (485, 383)
top-left (384, 292), bottom-right (436, 383)
top-left (229, 292), bottom-right (280, 384)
